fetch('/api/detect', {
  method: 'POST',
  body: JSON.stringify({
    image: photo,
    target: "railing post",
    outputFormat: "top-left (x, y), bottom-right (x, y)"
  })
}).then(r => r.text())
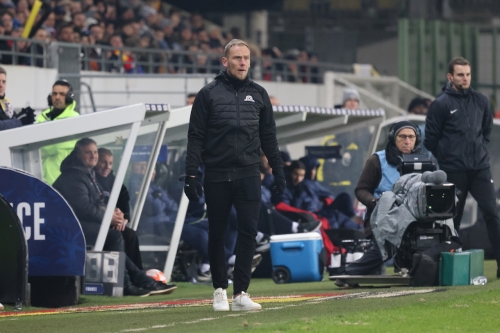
top-left (470, 26), bottom-right (479, 90)
top-left (446, 22), bottom-right (455, 63)
top-left (493, 27), bottom-right (498, 109)
top-left (416, 19), bottom-right (425, 91)
top-left (398, 18), bottom-right (409, 83)
top-left (431, 20), bottom-right (441, 95)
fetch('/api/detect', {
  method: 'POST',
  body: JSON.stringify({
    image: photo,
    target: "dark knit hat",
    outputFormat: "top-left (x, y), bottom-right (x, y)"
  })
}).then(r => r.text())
top-left (389, 120), bottom-right (418, 142)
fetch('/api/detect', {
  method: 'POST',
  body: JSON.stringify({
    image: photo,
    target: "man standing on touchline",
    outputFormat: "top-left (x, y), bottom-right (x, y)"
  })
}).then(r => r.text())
top-left (183, 39), bottom-right (285, 311)
top-left (424, 56), bottom-right (500, 278)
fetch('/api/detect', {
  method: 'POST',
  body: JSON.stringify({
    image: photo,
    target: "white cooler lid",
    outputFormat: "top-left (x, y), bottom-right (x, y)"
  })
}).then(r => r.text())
top-left (270, 232), bottom-right (322, 242)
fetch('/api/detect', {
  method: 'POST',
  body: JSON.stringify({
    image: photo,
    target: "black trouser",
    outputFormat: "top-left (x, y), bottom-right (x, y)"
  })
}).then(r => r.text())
top-left (122, 227), bottom-right (143, 270)
top-left (446, 168), bottom-right (500, 266)
top-left (81, 222), bottom-right (124, 252)
top-left (204, 176), bottom-right (261, 296)
top-left (258, 203), bottom-right (294, 235)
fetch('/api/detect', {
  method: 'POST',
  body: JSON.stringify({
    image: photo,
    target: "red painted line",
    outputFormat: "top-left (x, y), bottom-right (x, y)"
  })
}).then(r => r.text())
top-left (0, 292), bottom-right (347, 318)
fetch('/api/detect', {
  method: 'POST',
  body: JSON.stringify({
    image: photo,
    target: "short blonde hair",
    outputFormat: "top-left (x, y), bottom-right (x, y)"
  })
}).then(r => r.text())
top-left (224, 39), bottom-right (250, 58)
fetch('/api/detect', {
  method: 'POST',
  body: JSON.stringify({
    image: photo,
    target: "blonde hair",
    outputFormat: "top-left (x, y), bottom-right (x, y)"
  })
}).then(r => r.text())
top-left (224, 39), bottom-right (250, 57)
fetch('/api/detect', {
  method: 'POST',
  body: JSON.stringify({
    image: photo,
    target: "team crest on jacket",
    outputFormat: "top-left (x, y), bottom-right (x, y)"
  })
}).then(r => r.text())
top-left (244, 95), bottom-right (255, 102)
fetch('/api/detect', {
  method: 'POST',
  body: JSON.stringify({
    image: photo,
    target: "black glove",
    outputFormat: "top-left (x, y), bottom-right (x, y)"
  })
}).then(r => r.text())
top-left (184, 176), bottom-right (203, 201)
top-left (271, 168), bottom-right (286, 196)
top-left (152, 190), bottom-right (162, 199)
top-left (15, 107), bottom-right (35, 126)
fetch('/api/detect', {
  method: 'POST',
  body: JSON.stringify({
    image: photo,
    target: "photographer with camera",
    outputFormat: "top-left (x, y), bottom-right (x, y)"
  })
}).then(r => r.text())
top-left (425, 57), bottom-right (500, 278)
top-left (355, 121), bottom-right (422, 237)
top-left (334, 121), bottom-right (422, 279)
top-left (36, 79), bottom-right (80, 185)
top-left (0, 66), bottom-right (35, 130)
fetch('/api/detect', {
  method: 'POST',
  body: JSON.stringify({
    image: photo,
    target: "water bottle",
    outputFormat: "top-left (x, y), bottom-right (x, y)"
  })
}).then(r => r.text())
top-left (329, 251), bottom-right (341, 268)
top-left (472, 276), bottom-right (487, 285)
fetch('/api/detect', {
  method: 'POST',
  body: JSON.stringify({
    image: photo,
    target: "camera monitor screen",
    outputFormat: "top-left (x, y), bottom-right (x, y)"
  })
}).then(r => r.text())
top-left (400, 154), bottom-right (436, 175)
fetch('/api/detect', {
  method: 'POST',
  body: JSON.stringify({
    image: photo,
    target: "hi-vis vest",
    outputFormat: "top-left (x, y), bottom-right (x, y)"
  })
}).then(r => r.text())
top-left (374, 150), bottom-right (400, 198)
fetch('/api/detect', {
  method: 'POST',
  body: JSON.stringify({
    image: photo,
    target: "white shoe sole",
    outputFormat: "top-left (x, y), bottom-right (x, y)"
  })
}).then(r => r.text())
top-left (213, 304), bottom-right (230, 311)
top-left (231, 304), bottom-right (262, 311)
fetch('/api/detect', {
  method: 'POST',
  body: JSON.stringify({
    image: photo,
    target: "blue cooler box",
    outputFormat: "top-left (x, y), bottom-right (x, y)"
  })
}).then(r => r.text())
top-left (270, 233), bottom-right (323, 283)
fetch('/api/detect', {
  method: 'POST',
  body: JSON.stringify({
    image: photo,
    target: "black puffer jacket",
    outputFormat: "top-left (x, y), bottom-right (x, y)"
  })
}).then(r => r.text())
top-left (186, 71), bottom-right (282, 181)
top-left (53, 151), bottom-right (105, 225)
top-left (424, 82), bottom-right (492, 172)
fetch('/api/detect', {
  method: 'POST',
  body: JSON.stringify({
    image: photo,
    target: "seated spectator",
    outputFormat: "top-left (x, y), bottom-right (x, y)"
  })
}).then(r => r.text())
top-left (335, 88), bottom-right (360, 109)
top-left (29, 28), bottom-right (49, 68)
top-left (107, 34), bottom-right (137, 73)
top-left (42, 12), bottom-right (57, 37)
top-left (53, 138), bottom-right (176, 296)
top-left (308, 51), bottom-right (320, 83)
top-left (129, 162), bottom-right (178, 237)
top-left (136, 31), bottom-right (162, 73)
top-left (299, 155), bottom-right (357, 220)
top-left (280, 150), bottom-right (292, 167)
top-left (72, 12), bottom-right (86, 33)
top-left (0, 66), bottom-right (35, 130)
top-left (408, 97), bottom-right (431, 115)
top-left (57, 23), bottom-right (75, 43)
top-left (1, 12), bottom-right (13, 36)
top-left (186, 92), bottom-right (196, 106)
top-left (0, 65), bottom-right (14, 118)
top-left (258, 165), bottom-right (320, 236)
top-left (297, 48), bottom-right (309, 83)
top-left (95, 148), bottom-right (143, 269)
top-left (281, 159), bottom-right (361, 230)
top-left (208, 26), bottom-right (224, 49)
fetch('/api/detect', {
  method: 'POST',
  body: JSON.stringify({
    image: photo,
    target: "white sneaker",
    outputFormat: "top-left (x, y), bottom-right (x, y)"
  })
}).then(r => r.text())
top-left (213, 288), bottom-right (230, 311)
top-left (232, 292), bottom-right (262, 311)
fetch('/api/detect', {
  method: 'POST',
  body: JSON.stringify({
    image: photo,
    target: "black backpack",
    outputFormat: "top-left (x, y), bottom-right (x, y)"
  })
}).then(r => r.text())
top-left (410, 240), bottom-right (461, 286)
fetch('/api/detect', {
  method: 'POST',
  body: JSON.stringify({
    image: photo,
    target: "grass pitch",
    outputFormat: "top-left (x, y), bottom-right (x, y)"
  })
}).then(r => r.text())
top-left (1, 260), bottom-right (499, 333)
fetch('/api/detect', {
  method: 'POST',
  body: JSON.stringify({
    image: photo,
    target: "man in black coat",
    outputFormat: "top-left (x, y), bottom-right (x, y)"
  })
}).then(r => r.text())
top-left (95, 147), bottom-right (143, 270)
top-left (53, 138), bottom-right (176, 296)
top-left (183, 39), bottom-right (285, 311)
top-left (424, 56), bottom-right (500, 278)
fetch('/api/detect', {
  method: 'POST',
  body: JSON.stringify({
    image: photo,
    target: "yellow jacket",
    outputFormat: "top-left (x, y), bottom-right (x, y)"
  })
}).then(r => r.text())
top-left (36, 101), bottom-right (79, 184)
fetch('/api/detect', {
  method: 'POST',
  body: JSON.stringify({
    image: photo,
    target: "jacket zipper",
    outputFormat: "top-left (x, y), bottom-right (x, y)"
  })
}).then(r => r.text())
top-left (233, 90), bottom-right (239, 180)
top-left (462, 97), bottom-right (472, 168)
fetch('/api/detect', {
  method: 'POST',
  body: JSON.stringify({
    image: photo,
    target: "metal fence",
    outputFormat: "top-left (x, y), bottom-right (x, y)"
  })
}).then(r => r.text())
top-left (78, 44), bottom-right (353, 83)
top-left (0, 36), bottom-right (353, 83)
top-left (0, 36), bottom-right (51, 67)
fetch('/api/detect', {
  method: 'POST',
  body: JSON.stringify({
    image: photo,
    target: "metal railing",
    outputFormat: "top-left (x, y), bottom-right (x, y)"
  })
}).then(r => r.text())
top-left (0, 36), bottom-right (51, 68)
top-left (78, 44), bottom-right (352, 83)
top-left (0, 35), bottom-right (353, 83)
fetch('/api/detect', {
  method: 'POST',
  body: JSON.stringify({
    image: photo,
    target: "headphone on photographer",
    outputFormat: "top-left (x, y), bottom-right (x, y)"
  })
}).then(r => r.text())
top-left (388, 121), bottom-right (421, 146)
top-left (47, 79), bottom-right (75, 107)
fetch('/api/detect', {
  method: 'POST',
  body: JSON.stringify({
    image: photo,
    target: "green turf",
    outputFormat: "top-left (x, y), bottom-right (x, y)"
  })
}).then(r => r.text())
top-left (1, 260), bottom-right (499, 333)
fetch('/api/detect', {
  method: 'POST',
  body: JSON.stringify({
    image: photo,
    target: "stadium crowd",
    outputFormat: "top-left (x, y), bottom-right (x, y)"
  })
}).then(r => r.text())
top-left (0, 0), bottom-right (322, 81)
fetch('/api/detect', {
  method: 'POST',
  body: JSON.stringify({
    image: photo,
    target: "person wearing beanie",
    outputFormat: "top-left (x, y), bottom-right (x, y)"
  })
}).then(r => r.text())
top-left (354, 120), bottom-right (421, 236)
top-left (341, 88), bottom-right (360, 110)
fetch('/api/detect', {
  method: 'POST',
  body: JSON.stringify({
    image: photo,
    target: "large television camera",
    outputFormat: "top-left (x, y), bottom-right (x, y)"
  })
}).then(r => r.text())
top-left (398, 154), bottom-right (455, 220)
top-left (387, 155), bottom-right (457, 270)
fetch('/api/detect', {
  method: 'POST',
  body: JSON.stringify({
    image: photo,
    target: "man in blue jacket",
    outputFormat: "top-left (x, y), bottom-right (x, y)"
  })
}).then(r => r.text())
top-left (425, 56), bottom-right (500, 278)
